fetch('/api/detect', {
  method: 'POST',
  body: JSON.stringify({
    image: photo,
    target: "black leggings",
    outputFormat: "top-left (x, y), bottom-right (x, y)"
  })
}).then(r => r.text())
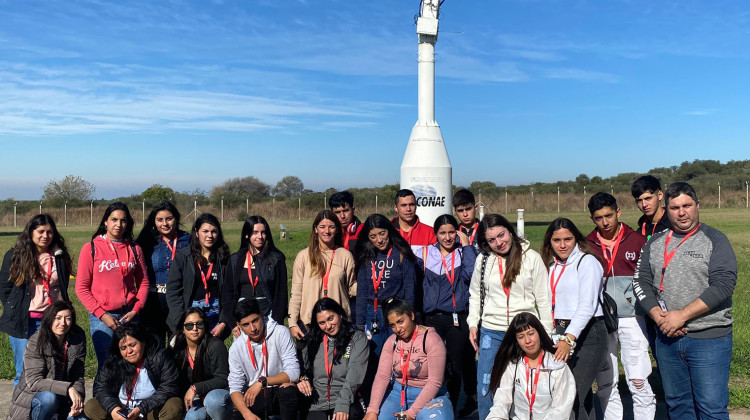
top-left (566, 317), bottom-right (608, 420)
top-left (424, 312), bottom-right (478, 408)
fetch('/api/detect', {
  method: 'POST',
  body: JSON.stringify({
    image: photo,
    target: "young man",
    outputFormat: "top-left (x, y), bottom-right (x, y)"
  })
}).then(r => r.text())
top-left (229, 298), bottom-right (300, 420)
top-left (452, 188), bottom-right (480, 248)
top-left (633, 182), bottom-right (736, 420)
top-left (586, 192), bottom-right (655, 420)
top-left (631, 175), bottom-right (672, 240)
top-left (329, 190), bottom-right (363, 251)
top-left (391, 189), bottom-right (436, 254)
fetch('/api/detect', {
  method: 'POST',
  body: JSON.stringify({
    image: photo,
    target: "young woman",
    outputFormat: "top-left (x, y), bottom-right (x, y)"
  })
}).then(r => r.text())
top-left (75, 202), bottom-right (149, 370)
top-left (467, 214), bottom-right (553, 420)
top-left (0, 214), bottom-right (73, 387)
top-left (297, 298), bottom-right (369, 420)
top-left (418, 214), bottom-right (477, 414)
top-left (353, 213), bottom-right (417, 354)
top-left (7, 301), bottom-right (86, 420)
top-left (84, 322), bottom-right (182, 420)
top-left (171, 307), bottom-right (231, 420)
top-left (364, 298), bottom-right (453, 420)
top-left (487, 312), bottom-right (575, 420)
top-left (541, 218), bottom-right (607, 420)
top-left (289, 210), bottom-right (356, 341)
top-left (136, 201), bottom-right (190, 342)
top-left (222, 215), bottom-right (288, 333)
top-left (166, 213), bottom-right (231, 339)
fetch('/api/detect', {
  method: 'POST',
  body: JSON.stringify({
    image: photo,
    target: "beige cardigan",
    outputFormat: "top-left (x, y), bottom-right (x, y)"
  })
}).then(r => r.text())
top-left (289, 247), bottom-right (357, 327)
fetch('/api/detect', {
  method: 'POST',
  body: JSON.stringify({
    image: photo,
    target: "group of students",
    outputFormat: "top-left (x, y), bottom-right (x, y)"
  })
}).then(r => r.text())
top-left (0, 177), bottom-right (736, 420)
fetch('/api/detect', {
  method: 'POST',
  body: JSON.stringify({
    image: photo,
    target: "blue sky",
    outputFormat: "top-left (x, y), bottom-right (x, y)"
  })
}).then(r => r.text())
top-left (1, 0), bottom-right (749, 200)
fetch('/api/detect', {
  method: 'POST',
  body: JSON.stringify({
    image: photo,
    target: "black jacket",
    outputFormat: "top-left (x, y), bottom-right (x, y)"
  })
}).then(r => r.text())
top-left (166, 247), bottom-right (227, 334)
top-left (221, 248), bottom-right (288, 326)
top-left (0, 249), bottom-right (71, 338)
top-left (93, 346), bottom-right (179, 415)
top-left (172, 336), bottom-right (229, 396)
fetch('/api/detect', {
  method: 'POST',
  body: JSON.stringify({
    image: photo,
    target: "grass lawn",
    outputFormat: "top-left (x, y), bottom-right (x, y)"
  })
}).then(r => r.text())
top-left (1, 209), bottom-right (748, 406)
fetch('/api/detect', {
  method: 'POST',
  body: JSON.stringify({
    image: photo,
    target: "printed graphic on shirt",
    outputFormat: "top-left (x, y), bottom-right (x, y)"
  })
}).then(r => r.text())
top-left (373, 258), bottom-right (394, 289)
top-left (98, 259), bottom-right (135, 273)
top-left (391, 347), bottom-right (425, 379)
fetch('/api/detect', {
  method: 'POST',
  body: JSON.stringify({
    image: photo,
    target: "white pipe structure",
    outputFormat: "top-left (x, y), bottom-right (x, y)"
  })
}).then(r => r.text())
top-left (400, 0), bottom-right (452, 227)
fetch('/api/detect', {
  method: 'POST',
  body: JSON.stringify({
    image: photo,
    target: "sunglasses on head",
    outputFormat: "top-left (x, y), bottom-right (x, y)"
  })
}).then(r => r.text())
top-left (183, 321), bottom-right (206, 331)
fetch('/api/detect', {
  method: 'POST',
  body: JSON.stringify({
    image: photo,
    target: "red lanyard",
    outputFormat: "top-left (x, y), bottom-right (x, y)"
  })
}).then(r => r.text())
top-left (599, 224), bottom-right (625, 276)
top-left (441, 250), bottom-right (457, 310)
top-left (247, 337), bottom-right (268, 377)
top-left (463, 222), bottom-right (479, 245)
top-left (399, 328), bottom-right (420, 411)
top-left (524, 351), bottom-right (544, 417)
top-left (246, 251), bottom-right (259, 292)
top-left (549, 260), bottom-right (567, 324)
top-left (324, 336), bottom-right (336, 402)
top-left (498, 258), bottom-right (510, 324)
top-left (41, 255), bottom-right (53, 306)
top-left (661, 224), bottom-right (701, 292)
top-left (642, 212), bottom-right (663, 239)
top-left (62, 340), bottom-right (68, 367)
top-left (322, 249), bottom-right (336, 297)
top-left (163, 236), bottom-right (177, 262)
top-left (371, 248), bottom-right (393, 311)
top-left (106, 238), bottom-right (131, 279)
top-left (197, 262), bottom-right (214, 304)
top-left (187, 348), bottom-right (195, 369)
top-left (126, 359), bottom-right (145, 407)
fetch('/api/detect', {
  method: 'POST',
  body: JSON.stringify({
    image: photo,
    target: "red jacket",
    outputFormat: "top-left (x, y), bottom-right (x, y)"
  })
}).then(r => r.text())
top-left (343, 218), bottom-right (364, 251)
top-left (391, 216), bottom-right (436, 247)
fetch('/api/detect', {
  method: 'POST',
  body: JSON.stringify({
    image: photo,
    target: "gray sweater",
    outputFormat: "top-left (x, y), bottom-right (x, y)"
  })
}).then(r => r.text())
top-left (302, 330), bottom-right (368, 413)
top-left (633, 223), bottom-right (736, 338)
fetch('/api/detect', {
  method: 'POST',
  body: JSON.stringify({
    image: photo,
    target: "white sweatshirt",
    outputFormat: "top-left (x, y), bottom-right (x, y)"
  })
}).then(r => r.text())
top-left (467, 241), bottom-right (553, 334)
top-left (487, 351), bottom-right (576, 420)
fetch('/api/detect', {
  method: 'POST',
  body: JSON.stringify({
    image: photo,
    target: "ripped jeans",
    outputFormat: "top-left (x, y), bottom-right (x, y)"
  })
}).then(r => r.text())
top-left (476, 327), bottom-right (505, 420)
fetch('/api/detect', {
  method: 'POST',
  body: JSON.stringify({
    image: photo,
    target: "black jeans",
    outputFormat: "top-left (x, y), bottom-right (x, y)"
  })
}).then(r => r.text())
top-left (560, 317), bottom-right (608, 420)
top-left (234, 385), bottom-right (299, 420)
top-left (424, 312), bottom-right (478, 408)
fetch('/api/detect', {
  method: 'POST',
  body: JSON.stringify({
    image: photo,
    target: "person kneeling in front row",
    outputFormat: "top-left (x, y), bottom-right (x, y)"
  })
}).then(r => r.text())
top-left (229, 298), bottom-right (300, 420)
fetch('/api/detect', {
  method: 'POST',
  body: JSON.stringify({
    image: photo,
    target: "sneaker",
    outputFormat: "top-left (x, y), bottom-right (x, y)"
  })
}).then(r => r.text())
top-left (458, 399), bottom-right (478, 418)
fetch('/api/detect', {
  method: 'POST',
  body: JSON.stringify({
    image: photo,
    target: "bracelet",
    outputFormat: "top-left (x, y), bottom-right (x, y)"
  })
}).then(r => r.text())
top-left (191, 385), bottom-right (198, 396)
top-left (299, 375), bottom-right (309, 382)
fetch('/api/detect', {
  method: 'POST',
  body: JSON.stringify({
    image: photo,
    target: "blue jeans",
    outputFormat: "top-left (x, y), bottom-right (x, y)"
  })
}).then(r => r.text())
top-left (377, 383), bottom-right (452, 420)
top-left (90, 311), bottom-right (137, 371)
top-left (655, 331), bottom-right (732, 420)
top-left (31, 391), bottom-right (85, 420)
top-left (365, 302), bottom-right (391, 355)
top-left (9, 318), bottom-right (42, 387)
top-left (477, 327), bottom-right (505, 420)
top-left (185, 389), bottom-right (231, 420)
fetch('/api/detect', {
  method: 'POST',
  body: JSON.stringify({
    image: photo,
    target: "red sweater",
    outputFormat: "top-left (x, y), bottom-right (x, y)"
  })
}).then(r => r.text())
top-left (75, 236), bottom-right (149, 318)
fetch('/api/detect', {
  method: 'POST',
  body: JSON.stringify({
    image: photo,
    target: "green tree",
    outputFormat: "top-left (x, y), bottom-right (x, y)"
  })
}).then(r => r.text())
top-left (42, 175), bottom-right (96, 206)
top-left (142, 184), bottom-right (175, 202)
top-left (274, 176), bottom-right (305, 198)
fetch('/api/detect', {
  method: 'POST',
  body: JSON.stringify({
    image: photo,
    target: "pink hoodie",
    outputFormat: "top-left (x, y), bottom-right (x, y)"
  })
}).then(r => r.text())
top-left (75, 236), bottom-right (149, 318)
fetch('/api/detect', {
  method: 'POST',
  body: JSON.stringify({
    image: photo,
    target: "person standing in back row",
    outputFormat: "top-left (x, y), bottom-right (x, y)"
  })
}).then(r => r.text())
top-left (391, 189), bottom-right (436, 256)
top-left (631, 175), bottom-right (672, 241)
top-left (633, 182), bottom-right (736, 420)
top-left (586, 192), bottom-right (654, 420)
top-left (329, 191), bottom-right (364, 252)
top-left (452, 189), bottom-right (480, 249)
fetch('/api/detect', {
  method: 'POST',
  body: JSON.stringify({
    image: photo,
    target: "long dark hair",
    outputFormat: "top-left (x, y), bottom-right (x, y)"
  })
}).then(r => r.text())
top-left (305, 298), bottom-right (357, 378)
top-left (92, 202), bottom-right (135, 242)
top-left (171, 307), bottom-right (209, 384)
top-left (541, 218), bottom-right (598, 265)
top-left (104, 322), bottom-right (158, 396)
top-left (36, 301), bottom-right (77, 360)
top-left (9, 214), bottom-right (72, 287)
top-left (477, 214), bottom-right (525, 288)
top-left (308, 210), bottom-right (343, 278)
top-left (136, 201), bottom-right (182, 258)
top-left (239, 216), bottom-right (281, 261)
top-left (488, 312), bottom-right (556, 393)
top-left (189, 213), bottom-right (230, 267)
top-left (354, 214), bottom-right (417, 272)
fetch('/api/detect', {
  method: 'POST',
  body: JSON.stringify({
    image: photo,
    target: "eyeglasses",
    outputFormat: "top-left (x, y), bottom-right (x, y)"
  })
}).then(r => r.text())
top-left (183, 322), bottom-right (205, 331)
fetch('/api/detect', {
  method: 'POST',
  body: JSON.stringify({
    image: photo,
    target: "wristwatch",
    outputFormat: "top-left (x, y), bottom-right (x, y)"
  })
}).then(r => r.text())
top-left (559, 335), bottom-right (576, 349)
top-left (257, 376), bottom-right (267, 388)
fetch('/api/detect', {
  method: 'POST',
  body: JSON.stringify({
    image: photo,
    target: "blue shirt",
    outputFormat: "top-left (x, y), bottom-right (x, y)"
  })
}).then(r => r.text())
top-left (150, 231), bottom-right (190, 287)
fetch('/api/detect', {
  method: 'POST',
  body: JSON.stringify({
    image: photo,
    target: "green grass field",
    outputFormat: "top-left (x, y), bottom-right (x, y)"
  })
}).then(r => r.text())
top-left (1, 209), bottom-right (748, 406)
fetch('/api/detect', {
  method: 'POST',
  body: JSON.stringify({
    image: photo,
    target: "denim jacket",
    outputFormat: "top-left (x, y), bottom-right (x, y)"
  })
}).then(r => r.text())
top-left (149, 231), bottom-right (190, 288)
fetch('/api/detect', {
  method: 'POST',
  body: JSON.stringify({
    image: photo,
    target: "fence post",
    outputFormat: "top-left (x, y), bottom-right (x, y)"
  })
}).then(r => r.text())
top-left (718, 182), bottom-right (721, 209)
top-left (375, 193), bottom-right (378, 213)
top-left (142, 200), bottom-right (145, 225)
top-left (583, 186), bottom-right (586, 212)
top-left (746, 181), bottom-right (748, 208)
top-left (505, 188), bottom-right (508, 214)
top-left (272, 197), bottom-right (275, 221)
top-left (13, 202), bottom-right (17, 227)
top-left (246, 197), bottom-right (249, 215)
top-left (64, 201), bottom-right (68, 227)
top-left (557, 186), bottom-right (560, 213)
top-left (517, 209), bottom-right (525, 239)
top-left (298, 197), bottom-right (301, 221)
top-left (90, 201), bottom-right (94, 226)
top-left (194, 198), bottom-right (197, 223)
top-left (611, 185), bottom-right (614, 197)
top-left (221, 196), bottom-right (224, 222)
top-left (530, 188), bottom-right (534, 212)
top-left (39, 201), bottom-right (42, 215)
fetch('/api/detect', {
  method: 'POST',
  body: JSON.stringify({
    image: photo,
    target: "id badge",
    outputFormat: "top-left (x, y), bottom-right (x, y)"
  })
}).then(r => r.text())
top-left (658, 299), bottom-right (668, 311)
top-left (452, 312), bottom-right (459, 327)
top-left (370, 319), bottom-right (380, 334)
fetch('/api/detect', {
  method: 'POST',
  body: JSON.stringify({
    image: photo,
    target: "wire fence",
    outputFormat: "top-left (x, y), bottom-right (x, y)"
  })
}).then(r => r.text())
top-left (1, 187), bottom-right (749, 228)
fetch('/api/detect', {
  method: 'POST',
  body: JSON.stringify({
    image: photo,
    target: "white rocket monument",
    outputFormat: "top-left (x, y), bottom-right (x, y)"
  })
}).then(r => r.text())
top-left (400, 0), bottom-right (452, 227)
